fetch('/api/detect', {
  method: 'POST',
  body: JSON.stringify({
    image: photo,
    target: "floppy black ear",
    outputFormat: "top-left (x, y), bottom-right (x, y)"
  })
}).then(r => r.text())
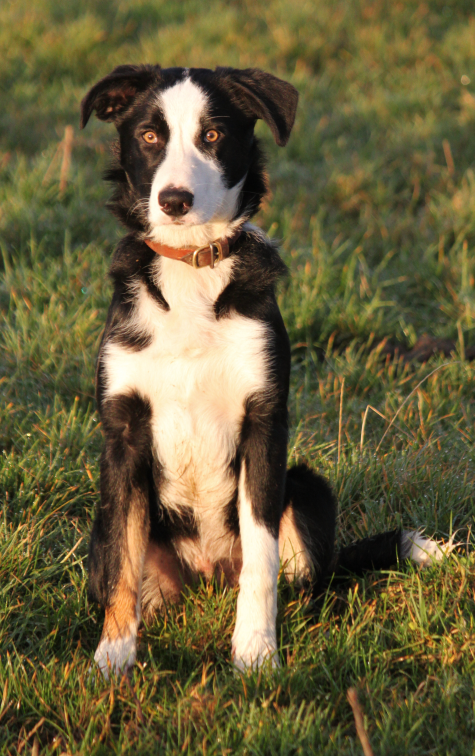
top-left (80, 64), bottom-right (161, 129)
top-left (216, 67), bottom-right (298, 146)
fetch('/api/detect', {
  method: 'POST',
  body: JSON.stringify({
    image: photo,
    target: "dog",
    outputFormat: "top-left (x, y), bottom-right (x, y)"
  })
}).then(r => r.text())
top-left (80, 64), bottom-right (451, 677)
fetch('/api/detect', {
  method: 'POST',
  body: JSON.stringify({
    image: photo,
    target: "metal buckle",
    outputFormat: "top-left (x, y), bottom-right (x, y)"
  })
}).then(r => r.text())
top-left (192, 245), bottom-right (207, 268)
top-left (213, 241), bottom-right (223, 268)
top-left (192, 241), bottom-right (223, 269)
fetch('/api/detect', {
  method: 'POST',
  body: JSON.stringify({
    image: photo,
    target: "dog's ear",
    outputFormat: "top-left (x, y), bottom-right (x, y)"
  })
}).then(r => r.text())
top-left (80, 64), bottom-right (160, 129)
top-left (216, 67), bottom-right (298, 146)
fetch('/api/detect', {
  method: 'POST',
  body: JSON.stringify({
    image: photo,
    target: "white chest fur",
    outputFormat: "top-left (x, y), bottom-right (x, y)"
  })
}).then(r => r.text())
top-left (103, 256), bottom-right (269, 529)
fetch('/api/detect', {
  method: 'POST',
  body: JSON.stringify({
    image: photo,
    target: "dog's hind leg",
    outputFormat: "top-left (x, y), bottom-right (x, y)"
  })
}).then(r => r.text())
top-left (141, 540), bottom-right (188, 621)
top-left (281, 465), bottom-right (455, 590)
top-left (88, 393), bottom-right (152, 678)
top-left (279, 463), bottom-right (337, 588)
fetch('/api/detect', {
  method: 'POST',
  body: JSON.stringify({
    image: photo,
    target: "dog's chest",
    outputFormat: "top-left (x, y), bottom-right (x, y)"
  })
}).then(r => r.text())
top-left (103, 258), bottom-right (268, 517)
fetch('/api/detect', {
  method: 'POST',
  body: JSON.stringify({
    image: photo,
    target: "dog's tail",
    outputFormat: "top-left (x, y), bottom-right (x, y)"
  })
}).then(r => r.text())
top-left (329, 528), bottom-right (456, 581)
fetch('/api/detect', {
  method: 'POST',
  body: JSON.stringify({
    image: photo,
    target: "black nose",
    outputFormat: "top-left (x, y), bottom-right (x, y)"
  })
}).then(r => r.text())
top-left (158, 187), bottom-right (194, 217)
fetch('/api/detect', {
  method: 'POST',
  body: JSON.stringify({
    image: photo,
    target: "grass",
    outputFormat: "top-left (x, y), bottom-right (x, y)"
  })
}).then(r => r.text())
top-left (1, 0), bottom-right (475, 752)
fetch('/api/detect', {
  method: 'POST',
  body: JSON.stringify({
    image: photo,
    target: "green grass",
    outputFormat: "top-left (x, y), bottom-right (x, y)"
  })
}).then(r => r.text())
top-left (1, 0), bottom-right (475, 753)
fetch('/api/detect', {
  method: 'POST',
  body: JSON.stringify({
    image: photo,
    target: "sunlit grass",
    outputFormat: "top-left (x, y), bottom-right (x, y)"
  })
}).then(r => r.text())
top-left (1, 0), bottom-right (475, 753)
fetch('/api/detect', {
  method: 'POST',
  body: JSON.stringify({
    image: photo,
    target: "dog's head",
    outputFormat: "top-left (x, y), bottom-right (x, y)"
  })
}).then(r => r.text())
top-left (81, 65), bottom-right (298, 246)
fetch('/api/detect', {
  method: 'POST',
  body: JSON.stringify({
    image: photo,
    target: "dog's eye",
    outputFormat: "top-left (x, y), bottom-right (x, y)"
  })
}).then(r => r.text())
top-left (204, 129), bottom-right (220, 144)
top-left (142, 131), bottom-right (158, 144)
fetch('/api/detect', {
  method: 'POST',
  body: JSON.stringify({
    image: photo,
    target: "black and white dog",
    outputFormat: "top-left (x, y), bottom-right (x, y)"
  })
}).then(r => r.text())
top-left (80, 65), bottom-right (450, 677)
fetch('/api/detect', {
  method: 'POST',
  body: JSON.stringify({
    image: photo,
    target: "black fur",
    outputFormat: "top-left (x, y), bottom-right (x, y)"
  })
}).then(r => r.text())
top-left (80, 64), bottom-right (162, 128)
top-left (334, 528), bottom-right (404, 576)
top-left (284, 464), bottom-right (337, 587)
top-left (81, 65), bottom-right (295, 232)
top-left (93, 228), bottom-right (293, 566)
top-left (88, 392), bottom-right (153, 605)
top-left (83, 65), bottom-right (413, 673)
top-left (214, 67), bottom-right (299, 147)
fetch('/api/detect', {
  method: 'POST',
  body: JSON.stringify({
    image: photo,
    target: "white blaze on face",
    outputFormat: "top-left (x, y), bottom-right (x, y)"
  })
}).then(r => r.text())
top-left (148, 78), bottom-right (244, 245)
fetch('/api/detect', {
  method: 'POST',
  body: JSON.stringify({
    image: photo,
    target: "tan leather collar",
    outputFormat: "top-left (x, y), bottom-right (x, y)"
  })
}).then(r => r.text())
top-left (144, 229), bottom-right (242, 269)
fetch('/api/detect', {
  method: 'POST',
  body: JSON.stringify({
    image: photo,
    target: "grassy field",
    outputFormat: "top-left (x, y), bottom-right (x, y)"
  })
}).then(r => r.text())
top-left (1, 0), bottom-right (475, 753)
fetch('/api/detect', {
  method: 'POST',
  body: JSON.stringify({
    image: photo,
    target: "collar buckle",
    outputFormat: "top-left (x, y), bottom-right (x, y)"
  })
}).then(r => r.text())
top-left (192, 241), bottom-right (224, 269)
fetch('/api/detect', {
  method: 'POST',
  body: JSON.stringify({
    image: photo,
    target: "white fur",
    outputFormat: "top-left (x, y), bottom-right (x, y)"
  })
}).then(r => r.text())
top-left (103, 255), bottom-right (270, 575)
top-left (147, 78), bottom-right (244, 248)
top-left (94, 628), bottom-right (137, 679)
top-left (402, 530), bottom-right (456, 567)
top-left (232, 468), bottom-right (280, 672)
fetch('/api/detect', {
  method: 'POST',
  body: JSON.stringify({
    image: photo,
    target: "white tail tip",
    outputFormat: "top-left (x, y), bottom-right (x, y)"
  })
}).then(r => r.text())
top-left (402, 530), bottom-right (457, 567)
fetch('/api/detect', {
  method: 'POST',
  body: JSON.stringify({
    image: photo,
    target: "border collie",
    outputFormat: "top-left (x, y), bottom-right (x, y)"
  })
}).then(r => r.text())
top-left (80, 65), bottom-right (452, 677)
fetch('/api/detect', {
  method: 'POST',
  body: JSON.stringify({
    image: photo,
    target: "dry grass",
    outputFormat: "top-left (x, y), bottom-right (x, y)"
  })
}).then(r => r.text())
top-left (1, 0), bottom-right (475, 753)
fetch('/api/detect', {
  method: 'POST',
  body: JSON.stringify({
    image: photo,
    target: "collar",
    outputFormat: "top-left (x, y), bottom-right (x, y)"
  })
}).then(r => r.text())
top-left (144, 228), bottom-right (242, 269)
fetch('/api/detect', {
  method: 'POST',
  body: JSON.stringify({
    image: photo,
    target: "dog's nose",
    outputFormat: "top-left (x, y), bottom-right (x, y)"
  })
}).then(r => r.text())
top-left (158, 188), bottom-right (194, 217)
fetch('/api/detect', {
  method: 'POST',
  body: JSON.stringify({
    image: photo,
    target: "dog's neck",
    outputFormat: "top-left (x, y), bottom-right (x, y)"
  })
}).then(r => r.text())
top-left (145, 216), bottom-right (246, 249)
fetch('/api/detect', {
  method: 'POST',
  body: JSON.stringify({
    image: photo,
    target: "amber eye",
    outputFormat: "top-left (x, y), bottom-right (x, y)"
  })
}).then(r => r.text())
top-left (204, 129), bottom-right (220, 143)
top-left (142, 131), bottom-right (158, 144)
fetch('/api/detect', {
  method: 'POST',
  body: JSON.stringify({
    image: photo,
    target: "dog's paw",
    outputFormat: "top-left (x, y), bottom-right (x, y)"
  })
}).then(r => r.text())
top-left (231, 628), bottom-right (279, 672)
top-left (94, 635), bottom-right (137, 680)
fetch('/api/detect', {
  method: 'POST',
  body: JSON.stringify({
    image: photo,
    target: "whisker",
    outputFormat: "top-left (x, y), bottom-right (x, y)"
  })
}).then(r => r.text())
top-left (126, 198), bottom-right (150, 218)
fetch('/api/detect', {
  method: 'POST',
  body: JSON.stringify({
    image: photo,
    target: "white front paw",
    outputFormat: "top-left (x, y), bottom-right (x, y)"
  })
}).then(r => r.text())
top-left (231, 628), bottom-right (279, 672)
top-left (94, 635), bottom-right (137, 679)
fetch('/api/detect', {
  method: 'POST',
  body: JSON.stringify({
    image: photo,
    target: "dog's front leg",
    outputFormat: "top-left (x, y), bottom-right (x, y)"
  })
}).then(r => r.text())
top-left (89, 394), bottom-right (152, 678)
top-left (232, 400), bottom-right (287, 671)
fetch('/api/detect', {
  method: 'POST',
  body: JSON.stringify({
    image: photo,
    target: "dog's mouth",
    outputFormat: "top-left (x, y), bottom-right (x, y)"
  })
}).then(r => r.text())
top-left (162, 212), bottom-right (210, 227)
